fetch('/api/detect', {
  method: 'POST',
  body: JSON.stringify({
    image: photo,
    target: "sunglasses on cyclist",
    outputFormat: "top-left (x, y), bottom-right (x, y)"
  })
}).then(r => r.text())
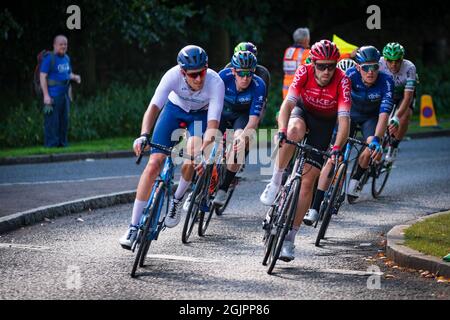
top-left (235, 70), bottom-right (254, 78)
top-left (385, 58), bottom-right (402, 63)
top-left (360, 63), bottom-right (380, 72)
top-left (184, 69), bottom-right (207, 79)
top-left (314, 63), bottom-right (337, 71)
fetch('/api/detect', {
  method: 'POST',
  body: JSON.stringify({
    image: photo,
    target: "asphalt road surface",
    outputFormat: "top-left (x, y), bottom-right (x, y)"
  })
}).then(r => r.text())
top-left (0, 137), bottom-right (449, 300)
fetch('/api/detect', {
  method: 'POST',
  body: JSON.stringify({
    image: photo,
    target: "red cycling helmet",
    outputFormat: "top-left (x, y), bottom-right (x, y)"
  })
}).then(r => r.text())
top-left (309, 40), bottom-right (340, 62)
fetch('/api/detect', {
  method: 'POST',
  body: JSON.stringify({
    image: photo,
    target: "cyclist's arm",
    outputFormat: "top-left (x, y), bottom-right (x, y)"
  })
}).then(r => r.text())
top-left (335, 116), bottom-right (350, 148)
top-left (375, 112), bottom-right (389, 139)
top-left (377, 76), bottom-right (395, 137)
top-left (278, 98), bottom-right (296, 130)
top-left (396, 63), bottom-right (416, 118)
top-left (396, 90), bottom-right (414, 118)
top-left (203, 76), bottom-right (225, 151)
top-left (335, 76), bottom-right (352, 148)
top-left (280, 65), bottom-right (307, 129)
top-left (140, 104), bottom-right (161, 136)
top-left (240, 115), bottom-right (260, 143)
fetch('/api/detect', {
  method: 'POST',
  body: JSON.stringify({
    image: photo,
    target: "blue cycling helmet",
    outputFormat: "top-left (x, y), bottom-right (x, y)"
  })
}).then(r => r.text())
top-left (231, 50), bottom-right (257, 70)
top-left (177, 45), bottom-right (208, 70)
top-left (355, 46), bottom-right (381, 64)
top-left (234, 42), bottom-right (258, 56)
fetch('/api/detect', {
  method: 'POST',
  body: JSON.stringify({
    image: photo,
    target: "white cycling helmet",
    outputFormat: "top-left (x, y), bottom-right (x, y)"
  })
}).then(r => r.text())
top-left (337, 58), bottom-right (357, 72)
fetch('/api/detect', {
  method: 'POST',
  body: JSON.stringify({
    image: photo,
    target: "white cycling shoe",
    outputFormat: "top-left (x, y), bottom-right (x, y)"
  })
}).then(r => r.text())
top-left (279, 240), bottom-right (295, 262)
top-left (119, 225), bottom-right (138, 250)
top-left (260, 182), bottom-right (280, 206)
top-left (347, 179), bottom-right (361, 198)
top-left (303, 209), bottom-right (320, 226)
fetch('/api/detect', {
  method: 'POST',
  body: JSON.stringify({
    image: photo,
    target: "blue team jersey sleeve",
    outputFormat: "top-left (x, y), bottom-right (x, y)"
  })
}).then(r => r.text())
top-left (379, 73), bottom-right (395, 114)
top-left (40, 54), bottom-right (52, 73)
top-left (249, 76), bottom-right (266, 117)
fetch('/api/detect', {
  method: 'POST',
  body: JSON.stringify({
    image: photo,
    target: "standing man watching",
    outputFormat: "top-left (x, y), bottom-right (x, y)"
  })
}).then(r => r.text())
top-left (40, 35), bottom-right (81, 147)
top-left (282, 28), bottom-right (310, 100)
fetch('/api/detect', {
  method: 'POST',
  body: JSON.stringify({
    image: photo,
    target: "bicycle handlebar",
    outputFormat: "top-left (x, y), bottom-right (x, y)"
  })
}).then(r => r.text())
top-left (285, 139), bottom-right (331, 159)
top-left (136, 138), bottom-right (199, 165)
top-left (347, 137), bottom-right (369, 148)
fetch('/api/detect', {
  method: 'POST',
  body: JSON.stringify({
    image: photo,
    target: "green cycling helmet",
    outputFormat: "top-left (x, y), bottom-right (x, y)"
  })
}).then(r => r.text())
top-left (234, 42), bottom-right (258, 56)
top-left (383, 42), bottom-right (405, 60)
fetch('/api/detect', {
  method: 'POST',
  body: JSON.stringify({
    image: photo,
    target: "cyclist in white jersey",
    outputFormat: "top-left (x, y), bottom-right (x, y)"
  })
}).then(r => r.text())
top-left (119, 45), bottom-right (225, 249)
top-left (379, 42), bottom-right (417, 162)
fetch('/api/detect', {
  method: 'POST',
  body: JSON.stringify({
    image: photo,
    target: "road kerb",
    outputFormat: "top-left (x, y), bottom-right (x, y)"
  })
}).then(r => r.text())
top-left (0, 190), bottom-right (136, 234)
top-left (386, 211), bottom-right (450, 278)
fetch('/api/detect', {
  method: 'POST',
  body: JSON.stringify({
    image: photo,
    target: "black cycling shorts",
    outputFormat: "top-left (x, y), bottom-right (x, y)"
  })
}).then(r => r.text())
top-left (349, 116), bottom-right (378, 141)
top-left (219, 111), bottom-right (249, 134)
top-left (290, 105), bottom-right (336, 170)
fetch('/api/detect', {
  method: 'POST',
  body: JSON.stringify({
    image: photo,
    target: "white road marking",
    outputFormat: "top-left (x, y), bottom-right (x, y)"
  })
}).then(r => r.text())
top-left (0, 175), bottom-right (140, 187)
top-left (0, 243), bottom-right (51, 251)
top-left (314, 268), bottom-right (383, 276)
top-left (146, 254), bottom-right (218, 264)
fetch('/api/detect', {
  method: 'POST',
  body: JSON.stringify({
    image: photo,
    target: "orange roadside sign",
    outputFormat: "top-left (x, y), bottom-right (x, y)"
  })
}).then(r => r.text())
top-left (420, 95), bottom-right (438, 127)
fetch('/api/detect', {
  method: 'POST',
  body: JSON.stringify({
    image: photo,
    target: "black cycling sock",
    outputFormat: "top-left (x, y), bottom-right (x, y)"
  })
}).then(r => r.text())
top-left (219, 169), bottom-right (237, 192)
top-left (391, 138), bottom-right (400, 148)
top-left (352, 165), bottom-right (367, 181)
top-left (312, 189), bottom-right (326, 211)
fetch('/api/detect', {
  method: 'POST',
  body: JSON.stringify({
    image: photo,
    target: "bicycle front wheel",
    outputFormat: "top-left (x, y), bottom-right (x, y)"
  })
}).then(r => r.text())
top-left (131, 183), bottom-right (164, 277)
top-left (267, 178), bottom-right (301, 275)
top-left (182, 173), bottom-right (205, 243)
top-left (371, 160), bottom-right (391, 198)
top-left (315, 163), bottom-right (346, 247)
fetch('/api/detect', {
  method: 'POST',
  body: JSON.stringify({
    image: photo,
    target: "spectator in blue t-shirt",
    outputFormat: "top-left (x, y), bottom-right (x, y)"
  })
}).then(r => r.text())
top-left (40, 35), bottom-right (81, 147)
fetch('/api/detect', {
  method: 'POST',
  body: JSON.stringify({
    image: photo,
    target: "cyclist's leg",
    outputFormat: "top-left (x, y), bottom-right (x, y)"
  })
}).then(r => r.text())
top-left (352, 117), bottom-right (377, 180)
top-left (305, 116), bottom-right (339, 221)
top-left (120, 103), bottom-right (180, 246)
top-left (175, 111), bottom-right (208, 201)
top-left (394, 105), bottom-right (413, 143)
top-left (222, 113), bottom-right (250, 186)
top-left (260, 109), bottom-right (305, 206)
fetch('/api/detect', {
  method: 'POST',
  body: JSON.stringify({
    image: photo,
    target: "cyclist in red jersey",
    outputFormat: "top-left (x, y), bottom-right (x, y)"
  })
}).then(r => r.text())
top-left (260, 40), bottom-right (351, 261)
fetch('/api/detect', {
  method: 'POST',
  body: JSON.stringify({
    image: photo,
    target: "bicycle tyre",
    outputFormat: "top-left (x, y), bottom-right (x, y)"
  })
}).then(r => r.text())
top-left (182, 173), bottom-right (205, 243)
top-left (139, 186), bottom-right (165, 267)
top-left (347, 152), bottom-right (360, 205)
top-left (371, 160), bottom-right (391, 198)
top-left (262, 205), bottom-right (277, 266)
top-left (315, 163), bottom-right (346, 246)
top-left (267, 178), bottom-right (301, 275)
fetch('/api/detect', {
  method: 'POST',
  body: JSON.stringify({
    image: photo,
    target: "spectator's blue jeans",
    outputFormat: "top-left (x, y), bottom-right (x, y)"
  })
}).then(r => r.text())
top-left (44, 93), bottom-right (70, 147)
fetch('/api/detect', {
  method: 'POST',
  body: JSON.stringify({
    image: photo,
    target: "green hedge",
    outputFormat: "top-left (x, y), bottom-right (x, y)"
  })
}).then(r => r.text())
top-left (415, 61), bottom-right (450, 116)
top-left (0, 80), bottom-right (158, 148)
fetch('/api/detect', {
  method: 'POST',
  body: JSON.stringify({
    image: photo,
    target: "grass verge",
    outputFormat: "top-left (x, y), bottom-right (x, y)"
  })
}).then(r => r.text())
top-left (404, 212), bottom-right (450, 258)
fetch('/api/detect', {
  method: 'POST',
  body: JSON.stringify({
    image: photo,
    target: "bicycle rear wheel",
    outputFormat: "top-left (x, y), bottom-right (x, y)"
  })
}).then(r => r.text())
top-left (315, 163), bottom-right (346, 246)
top-left (267, 178), bottom-right (300, 275)
top-left (182, 173), bottom-right (205, 243)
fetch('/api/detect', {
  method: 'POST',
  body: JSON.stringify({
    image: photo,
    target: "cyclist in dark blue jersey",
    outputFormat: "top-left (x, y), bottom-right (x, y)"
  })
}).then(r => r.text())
top-left (212, 50), bottom-right (266, 206)
top-left (304, 45), bottom-right (394, 224)
top-left (345, 46), bottom-right (394, 200)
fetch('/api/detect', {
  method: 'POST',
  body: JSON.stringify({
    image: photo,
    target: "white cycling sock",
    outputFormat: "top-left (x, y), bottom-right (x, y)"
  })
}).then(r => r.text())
top-left (285, 226), bottom-right (299, 242)
top-left (174, 176), bottom-right (191, 200)
top-left (131, 199), bottom-right (147, 226)
top-left (270, 164), bottom-right (285, 186)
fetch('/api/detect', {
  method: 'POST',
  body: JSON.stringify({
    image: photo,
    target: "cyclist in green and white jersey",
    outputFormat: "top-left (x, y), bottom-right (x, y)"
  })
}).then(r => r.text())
top-left (379, 42), bottom-right (417, 162)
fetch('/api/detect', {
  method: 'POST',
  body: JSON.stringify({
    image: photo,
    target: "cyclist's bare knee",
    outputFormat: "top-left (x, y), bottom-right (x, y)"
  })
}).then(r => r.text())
top-left (287, 118), bottom-right (306, 141)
